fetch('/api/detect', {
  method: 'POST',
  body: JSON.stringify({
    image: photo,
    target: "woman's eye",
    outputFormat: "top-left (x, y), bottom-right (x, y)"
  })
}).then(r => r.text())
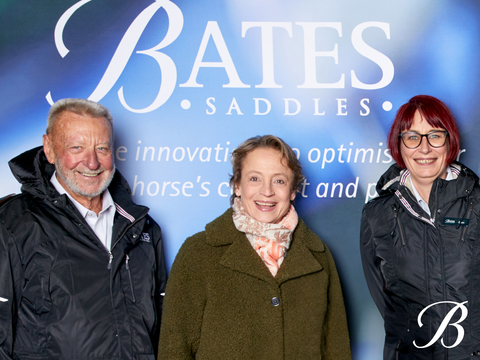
top-left (250, 177), bottom-right (258, 181)
top-left (275, 179), bottom-right (285, 184)
top-left (408, 135), bottom-right (419, 141)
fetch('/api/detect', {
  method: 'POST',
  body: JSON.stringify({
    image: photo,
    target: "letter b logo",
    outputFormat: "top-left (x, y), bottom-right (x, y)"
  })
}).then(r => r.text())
top-left (413, 301), bottom-right (468, 349)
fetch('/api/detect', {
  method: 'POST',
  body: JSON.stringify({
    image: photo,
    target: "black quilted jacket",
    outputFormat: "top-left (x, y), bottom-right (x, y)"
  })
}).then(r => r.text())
top-left (361, 161), bottom-right (480, 360)
top-left (0, 146), bottom-right (166, 360)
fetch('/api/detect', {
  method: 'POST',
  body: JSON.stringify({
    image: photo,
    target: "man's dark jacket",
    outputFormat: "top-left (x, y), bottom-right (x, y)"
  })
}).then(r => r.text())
top-left (361, 162), bottom-right (480, 359)
top-left (0, 146), bottom-right (166, 360)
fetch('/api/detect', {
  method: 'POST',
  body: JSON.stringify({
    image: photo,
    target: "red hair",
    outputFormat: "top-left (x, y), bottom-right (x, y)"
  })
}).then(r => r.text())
top-left (387, 95), bottom-right (460, 168)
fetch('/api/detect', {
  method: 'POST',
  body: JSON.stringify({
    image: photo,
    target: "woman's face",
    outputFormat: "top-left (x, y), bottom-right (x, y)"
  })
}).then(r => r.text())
top-left (400, 110), bottom-right (448, 187)
top-left (235, 147), bottom-right (296, 224)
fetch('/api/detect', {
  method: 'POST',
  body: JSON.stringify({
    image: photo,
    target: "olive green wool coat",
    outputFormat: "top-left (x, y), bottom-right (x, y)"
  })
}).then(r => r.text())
top-left (158, 209), bottom-right (352, 360)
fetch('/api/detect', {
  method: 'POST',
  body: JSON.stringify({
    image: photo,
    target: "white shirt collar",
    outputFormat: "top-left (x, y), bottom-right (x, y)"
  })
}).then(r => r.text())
top-left (50, 172), bottom-right (116, 249)
top-left (50, 172), bottom-right (114, 214)
top-left (409, 166), bottom-right (454, 217)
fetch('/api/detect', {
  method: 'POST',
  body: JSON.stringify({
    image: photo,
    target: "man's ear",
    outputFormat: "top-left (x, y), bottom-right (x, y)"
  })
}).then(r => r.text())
top-left (43, 134), bottom-right (55, 164)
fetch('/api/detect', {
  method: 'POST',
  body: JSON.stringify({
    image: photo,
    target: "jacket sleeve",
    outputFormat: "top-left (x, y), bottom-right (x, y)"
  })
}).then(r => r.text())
top-left (322, 245), bottom-right (353, 360)
top-left (150, 216), bottom-right (167, 349)
top-left (360, 206), bottom-right (390, 319)
top-left (158, 236), bottom-right (205, 360)
top-left (0, 223), bottom-right (22, 360)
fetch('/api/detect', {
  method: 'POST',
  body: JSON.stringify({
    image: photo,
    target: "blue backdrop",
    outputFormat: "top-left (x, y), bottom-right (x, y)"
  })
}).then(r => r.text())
top-left (2, 1), bottom-right (480, 358)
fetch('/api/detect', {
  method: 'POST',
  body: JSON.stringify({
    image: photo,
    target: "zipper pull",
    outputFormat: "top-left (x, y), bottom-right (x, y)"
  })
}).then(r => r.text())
top-left (392, 204), bottom-right (398, 217)
top-left (390, 205), bottom-right (397, 236)
top-left (125, 254), bottom-right (130, 270)
top-left (107, 252), bottom-right (113, 270)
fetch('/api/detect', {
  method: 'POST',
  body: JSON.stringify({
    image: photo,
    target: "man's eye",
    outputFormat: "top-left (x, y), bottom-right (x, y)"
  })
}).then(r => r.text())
top-left (275, 179), bottom-right (285, 184)
top-left (250, 177), bottom-right (258, 181)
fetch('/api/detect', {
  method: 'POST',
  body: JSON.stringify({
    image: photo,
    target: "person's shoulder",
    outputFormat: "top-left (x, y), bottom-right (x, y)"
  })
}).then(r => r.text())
top-left (144, 213), bottom-right (161, 231)
top-left (184, 226), bottom-right (208, 245)
top-left (362, 191), bottom-right (395, 215)
top-left (0, 193), bottom-right (17, 209)
top-left (183, 209), bottom-right (234, 248)
top-left (174, 209), bottom-right (235, 262)
top-left (0, 192), bottom-right (36, 220)
top-left (295, 219), bottom-right (326, 253)
top-left (0, 192), bottom-right (48, 251)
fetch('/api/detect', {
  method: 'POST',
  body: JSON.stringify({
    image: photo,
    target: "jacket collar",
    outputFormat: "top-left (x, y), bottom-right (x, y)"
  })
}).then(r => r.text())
top-left (205, 208), bottom-right (325, 284)
top-left (377, 161), bottom-right (477, 204)
top-left (8, 146), bottom-right (149, 225)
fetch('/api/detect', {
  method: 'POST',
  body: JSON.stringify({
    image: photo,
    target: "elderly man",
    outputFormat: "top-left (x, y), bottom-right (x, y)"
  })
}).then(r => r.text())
top-left (0, 99), bottom-right (166, 359)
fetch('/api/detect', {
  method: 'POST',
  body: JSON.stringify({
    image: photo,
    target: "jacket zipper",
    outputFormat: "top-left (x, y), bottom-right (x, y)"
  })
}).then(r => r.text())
top-left (107, 252), bottom-right (113, 270)
top-left (432, 181), bottom-right (439, 222)
top-left (392, 205), bottom-right (406, 246)
top-left (125, 255), bottom-right (136, 303)
top-left (106, 211), bottom-right (148, 269)
top-left (395, 339), bottom-right (401, 360)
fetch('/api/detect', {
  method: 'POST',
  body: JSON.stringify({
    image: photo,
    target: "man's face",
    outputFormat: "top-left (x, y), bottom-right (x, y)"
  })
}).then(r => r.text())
top-left (43, 111), bottom-right (115, 202)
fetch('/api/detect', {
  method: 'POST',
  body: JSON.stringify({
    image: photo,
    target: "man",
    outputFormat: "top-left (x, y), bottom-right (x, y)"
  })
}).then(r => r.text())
top-left (0, 99), bottom-right (166, 359)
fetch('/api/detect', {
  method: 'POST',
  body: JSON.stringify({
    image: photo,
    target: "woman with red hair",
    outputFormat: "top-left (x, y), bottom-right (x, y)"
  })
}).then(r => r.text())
top-left (361, 95), bottom-right (480, 359)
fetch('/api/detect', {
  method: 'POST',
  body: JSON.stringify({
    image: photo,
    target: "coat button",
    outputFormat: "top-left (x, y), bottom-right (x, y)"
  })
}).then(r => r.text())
top-left (133, 234), bottom-right (138, 239)
top-left (271, 297), bottom-right (280, 306)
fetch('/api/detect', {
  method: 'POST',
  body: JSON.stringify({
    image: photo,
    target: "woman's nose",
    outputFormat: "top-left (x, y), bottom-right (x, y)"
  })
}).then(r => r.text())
top-left (418, 136), bottom-right (432, 153)
top-left (260, 182), bottom-right (274, 196)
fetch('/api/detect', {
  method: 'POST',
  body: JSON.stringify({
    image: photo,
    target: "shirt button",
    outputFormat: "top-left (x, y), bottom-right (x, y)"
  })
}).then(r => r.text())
top-left (271, 297), bottom-right (280, 306)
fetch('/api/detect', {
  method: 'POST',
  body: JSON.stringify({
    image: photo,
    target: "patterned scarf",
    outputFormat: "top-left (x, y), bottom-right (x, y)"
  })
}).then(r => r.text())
top-left (232, 197), bottom-right (298, 277)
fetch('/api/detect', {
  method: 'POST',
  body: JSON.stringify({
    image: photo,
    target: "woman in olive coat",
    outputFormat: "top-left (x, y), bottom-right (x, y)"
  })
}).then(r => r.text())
top-left (159, 135), bottom-right (351, 360)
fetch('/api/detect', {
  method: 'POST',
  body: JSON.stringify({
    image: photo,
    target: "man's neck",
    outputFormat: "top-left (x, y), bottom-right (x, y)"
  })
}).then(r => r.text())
top-left (52, 172), bottom-right (104, 215)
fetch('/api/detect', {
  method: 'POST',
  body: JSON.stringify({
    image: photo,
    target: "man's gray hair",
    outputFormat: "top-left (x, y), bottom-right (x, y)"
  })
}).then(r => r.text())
top-left (46, 98), bottom-right (114, 135)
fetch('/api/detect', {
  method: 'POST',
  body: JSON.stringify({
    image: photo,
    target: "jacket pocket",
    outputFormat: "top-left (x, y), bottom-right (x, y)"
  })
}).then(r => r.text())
top-left (125, 254), bottom-right (136, 303)
top-left (395, 339), bottom-right (411, 360)
top-left (392, 204), bottom-right (406, 246)
top-left (460, 200), bottom-right (474, 242)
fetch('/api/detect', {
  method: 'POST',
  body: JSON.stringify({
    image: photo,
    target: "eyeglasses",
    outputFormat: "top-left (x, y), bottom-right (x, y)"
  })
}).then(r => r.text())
top-left (399, 130), bottom-right (449, 149)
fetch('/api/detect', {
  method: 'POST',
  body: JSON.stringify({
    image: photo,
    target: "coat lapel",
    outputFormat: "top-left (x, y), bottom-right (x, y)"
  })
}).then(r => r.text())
top-left (275, 232), bottom-right (324, 285)
top-left (219, 230), bottom-right (276, 283)
top-left (208, 210), bottom-right (325, 284)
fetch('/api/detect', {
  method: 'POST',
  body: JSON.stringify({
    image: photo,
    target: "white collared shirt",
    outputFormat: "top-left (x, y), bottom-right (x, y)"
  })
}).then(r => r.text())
top-left (409, 166), bottom-right (454, 218)
top-left (51, 172), bottom-right (116, 250)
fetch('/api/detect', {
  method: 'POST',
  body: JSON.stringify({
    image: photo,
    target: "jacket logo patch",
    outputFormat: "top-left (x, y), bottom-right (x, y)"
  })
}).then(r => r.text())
top-left (140, 233), bottom-right (151, 242)
top-left (0, 297), bottom-right (8, 302)
top-left (443, 217), bottom-right (469, 227)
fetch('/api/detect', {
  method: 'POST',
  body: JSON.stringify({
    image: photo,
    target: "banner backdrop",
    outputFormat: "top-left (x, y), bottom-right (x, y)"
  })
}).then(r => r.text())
top-left (2, 1), bottom-right (480, 358)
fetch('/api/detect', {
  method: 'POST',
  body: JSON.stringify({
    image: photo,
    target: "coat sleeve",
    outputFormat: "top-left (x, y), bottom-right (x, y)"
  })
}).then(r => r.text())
top-left (157, 236), bottom-right (205, 360)
top-left (360, 206), bottom-right (390, 319)
top-left (322, 244), bottom-right (353, 360)
top-left (0, 222), bottom-right (22, 360)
